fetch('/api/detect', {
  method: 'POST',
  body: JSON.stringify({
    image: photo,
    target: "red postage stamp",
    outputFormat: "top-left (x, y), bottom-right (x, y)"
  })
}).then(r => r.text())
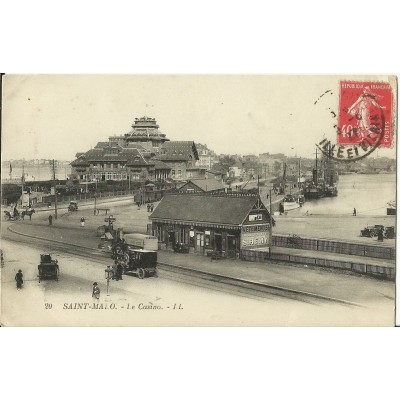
top-left (338, 81), bottom-right (393, 147)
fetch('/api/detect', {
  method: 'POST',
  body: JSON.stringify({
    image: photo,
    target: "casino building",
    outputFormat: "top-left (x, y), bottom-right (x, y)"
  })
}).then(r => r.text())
top-left (149, 193), bottom-right (272, 258)
top-left (70, 116), bottom-right (204, 185)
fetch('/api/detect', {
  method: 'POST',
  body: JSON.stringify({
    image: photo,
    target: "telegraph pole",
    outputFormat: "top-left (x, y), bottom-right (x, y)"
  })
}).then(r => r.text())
top-left (21, 162), bottom-right (25, 205)
top-left (51, 159), bottom-right (58, 219)
top-left (269, 188), bottom-right (273, 257)
top-left (298, 157), bottom-right (301, 189)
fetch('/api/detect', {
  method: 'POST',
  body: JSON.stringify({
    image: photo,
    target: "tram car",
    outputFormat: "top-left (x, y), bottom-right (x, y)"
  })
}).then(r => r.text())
top-left (38, 254), bottom-right (60, 282)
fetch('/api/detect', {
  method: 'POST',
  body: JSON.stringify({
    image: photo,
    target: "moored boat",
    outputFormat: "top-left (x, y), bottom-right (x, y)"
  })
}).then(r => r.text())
top-left (282, 194), bottom-right (301, 211)
top-left (304, 184), bottom-right (325, 199)
top-left (324, 185), bottom-right (338, 197)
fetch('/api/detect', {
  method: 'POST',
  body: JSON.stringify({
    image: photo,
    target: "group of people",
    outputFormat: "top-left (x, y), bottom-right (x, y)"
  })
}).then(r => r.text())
top-left (91, 260), bottom-right (124, 301)
top-left (147, 203), bottom-right (154, 212)
top-left (13, 270), bottom-right (107, 300)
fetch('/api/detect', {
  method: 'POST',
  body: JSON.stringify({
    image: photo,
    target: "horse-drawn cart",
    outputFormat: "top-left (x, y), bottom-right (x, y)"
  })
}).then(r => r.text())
top-left (3, 210), bottom-right (21, 221)
top-left (38, 254), bottom-right (59, 282)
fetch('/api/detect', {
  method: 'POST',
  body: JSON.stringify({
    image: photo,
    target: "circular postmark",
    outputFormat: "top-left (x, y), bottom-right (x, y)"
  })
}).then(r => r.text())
top-left (316, 81), bottom-right (392, 162)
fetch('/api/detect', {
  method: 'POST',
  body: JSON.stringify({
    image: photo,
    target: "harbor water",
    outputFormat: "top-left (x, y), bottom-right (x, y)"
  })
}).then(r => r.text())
top-left (291, 174), bottom-right (396, 217)
top-left (2, 164), bottom-right (71, 182)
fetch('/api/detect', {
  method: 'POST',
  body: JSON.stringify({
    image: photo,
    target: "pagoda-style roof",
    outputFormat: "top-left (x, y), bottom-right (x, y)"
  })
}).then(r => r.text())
top-left (123, 116), bottom-right (169, 142)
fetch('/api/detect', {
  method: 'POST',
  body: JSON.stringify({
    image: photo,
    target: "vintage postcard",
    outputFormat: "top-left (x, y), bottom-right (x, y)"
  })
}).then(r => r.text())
top-left (0, 75), bottom-right (397, 326)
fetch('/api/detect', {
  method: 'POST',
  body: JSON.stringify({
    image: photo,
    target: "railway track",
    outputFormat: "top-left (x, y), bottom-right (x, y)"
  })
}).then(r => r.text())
top-left (4, 225), bottom-right (362, 307)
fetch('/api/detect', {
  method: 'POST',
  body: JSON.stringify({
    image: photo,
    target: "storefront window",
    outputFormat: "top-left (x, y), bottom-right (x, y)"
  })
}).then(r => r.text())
top-left (205, 230), bottom-right (211, 247)
top-left (180, 227), bottom-right (185, 243)
top-left (189, 230), bottom-right (195, 246)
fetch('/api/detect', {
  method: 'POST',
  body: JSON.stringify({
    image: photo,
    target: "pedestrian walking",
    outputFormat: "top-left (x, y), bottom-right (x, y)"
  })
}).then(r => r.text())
top-left (15, 269), bottom-right (23, 290)
top-left (150, 203), bottom-right (154, 212)
top-left (147, 204), bottom-right (150, 212)
top-left (377, 228), bottom-right (384, 242)
top-left (48, 214), bottom-right (53, 225)
top-left (92, 282), bottom-right (100, 300)
top-left (116, 262), bottom-right (123, 281)
top-left (112, 262), bottom-right (117, 280)
top-left (353, 208), bottom-right (357, 216)
top-left (80, 216), bottom-right (85, 227)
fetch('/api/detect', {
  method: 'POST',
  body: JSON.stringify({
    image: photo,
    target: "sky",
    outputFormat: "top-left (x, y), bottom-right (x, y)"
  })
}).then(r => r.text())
top-left (2, 74), bottom-right (396, 161)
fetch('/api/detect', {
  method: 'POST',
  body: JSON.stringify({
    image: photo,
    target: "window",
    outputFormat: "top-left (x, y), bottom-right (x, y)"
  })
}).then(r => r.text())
top-left (157, 225), bottom-right (163, 241)
top-left (180, 227), bottom-right (185, 244)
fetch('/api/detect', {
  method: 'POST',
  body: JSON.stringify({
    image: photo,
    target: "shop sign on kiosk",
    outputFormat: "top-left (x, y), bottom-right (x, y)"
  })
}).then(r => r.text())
top-left (241, 224), bottom-right (270, 249)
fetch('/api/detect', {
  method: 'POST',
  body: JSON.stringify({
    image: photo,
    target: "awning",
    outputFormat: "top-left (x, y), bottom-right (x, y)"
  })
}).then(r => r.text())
top-left (150, 218), bottom-right (241, 230)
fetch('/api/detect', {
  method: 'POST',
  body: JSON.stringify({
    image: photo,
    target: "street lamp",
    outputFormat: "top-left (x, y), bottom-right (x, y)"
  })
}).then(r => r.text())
top-left (105, 265), bottom-right (113, 296)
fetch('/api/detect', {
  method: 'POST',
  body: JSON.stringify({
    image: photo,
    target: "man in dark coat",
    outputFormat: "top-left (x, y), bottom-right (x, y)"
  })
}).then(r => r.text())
top-left (116, 262), bottom-right (123, 281)
top-left (15, 269), bottom-right (23, 289)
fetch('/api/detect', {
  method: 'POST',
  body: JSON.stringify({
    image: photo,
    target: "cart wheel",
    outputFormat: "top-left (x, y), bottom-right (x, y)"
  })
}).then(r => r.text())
top-left (370, 232), bottom-right (374, 237)
top-left (138, 268), bottom-right (145, 279)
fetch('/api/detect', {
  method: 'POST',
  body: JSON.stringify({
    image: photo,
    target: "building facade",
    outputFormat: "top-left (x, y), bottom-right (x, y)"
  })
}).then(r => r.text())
top-left (70, 117), bottom-right (199, 185)
top-left (149, 193), bottom-right (272, 258)
top-left (155, 141), bottom-right (200, 181)
top-left (195, 143), bottom-right (217, 170)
